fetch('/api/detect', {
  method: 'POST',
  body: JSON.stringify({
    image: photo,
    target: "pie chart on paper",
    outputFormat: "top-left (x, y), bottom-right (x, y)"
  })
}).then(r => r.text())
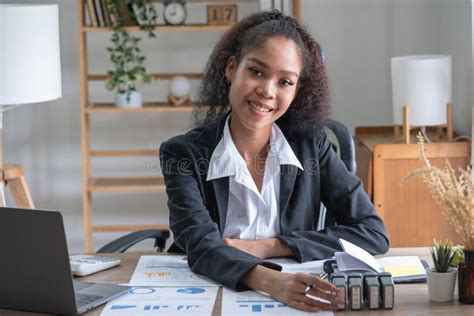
top-left (177, 287), bottom-right (206, 294)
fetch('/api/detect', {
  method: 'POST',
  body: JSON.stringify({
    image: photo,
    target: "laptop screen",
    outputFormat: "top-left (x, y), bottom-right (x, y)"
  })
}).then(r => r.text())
top-left (0, 207), bottom-right (78, 314)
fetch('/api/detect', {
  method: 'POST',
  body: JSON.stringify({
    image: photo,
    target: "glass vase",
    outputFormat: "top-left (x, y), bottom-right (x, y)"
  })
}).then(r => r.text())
top-left (458, 250), bottom-right (474, 304)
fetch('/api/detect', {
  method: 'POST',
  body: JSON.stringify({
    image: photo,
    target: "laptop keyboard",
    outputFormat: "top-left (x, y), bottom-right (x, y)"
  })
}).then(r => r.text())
top-left (76, 293), bottom-right (103, 307)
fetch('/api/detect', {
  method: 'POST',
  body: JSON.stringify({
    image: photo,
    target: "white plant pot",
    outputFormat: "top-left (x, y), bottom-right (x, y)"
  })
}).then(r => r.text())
top-left (427, 268), bottom-right (457, 302)
top-left (115, 91), bottom-right (143, 109)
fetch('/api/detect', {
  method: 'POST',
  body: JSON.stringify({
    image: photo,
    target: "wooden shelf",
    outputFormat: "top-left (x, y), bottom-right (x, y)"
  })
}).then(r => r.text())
top-left (83, 24), bottom-right (232, 33)
top-left (88, 72), bottom-right (204, 81)
top-left (88, 177), bottom-right (166, 192)
top-left (85, 102), bottom-right (195, 113)
top-left (92, 224), bottom-right (169, 233)
top-left (90, 150), bottom-right (159, 157)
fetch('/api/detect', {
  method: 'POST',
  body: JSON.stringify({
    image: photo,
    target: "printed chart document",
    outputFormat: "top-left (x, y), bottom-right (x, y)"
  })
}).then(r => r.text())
top-left (101, 286), bottom-right (218, 316)
top-left (222, 288), bottom-right (333, 316)
top-left (335, 238), bottom-right (427, 283)
top-left (268, 258), bottom-right (325, 275)
top-left (128, 256), bottom-right (218, 287)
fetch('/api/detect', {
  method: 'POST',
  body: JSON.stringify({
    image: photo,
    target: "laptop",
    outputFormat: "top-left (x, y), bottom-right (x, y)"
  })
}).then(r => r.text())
top-left (0, 207), bottom-right (129, 315)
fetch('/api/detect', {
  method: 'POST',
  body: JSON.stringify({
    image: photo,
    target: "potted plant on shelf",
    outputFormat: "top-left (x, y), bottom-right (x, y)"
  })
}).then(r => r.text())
top-left (404, 133), bottom-right (474, 304)
top-left (105, 29), bottom-right (151, 108)
top-left (105, 0), bottom-right (157, 108)
top-left (427, 241), bottom-right (458, 302)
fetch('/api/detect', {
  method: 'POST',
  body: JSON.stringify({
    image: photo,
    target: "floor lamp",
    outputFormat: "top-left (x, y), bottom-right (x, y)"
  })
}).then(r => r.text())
top-left (0, 4), bottom-right (62, 208)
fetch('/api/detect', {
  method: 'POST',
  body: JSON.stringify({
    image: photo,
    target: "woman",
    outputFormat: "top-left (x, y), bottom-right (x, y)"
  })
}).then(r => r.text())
top-left (160, 11), bottom-right (389, 312)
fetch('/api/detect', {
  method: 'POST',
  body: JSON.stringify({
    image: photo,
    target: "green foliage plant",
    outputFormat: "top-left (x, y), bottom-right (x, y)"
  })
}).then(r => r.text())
top-left (104, 0), bottom-right (157, 100)
top-left (105, 30), bottom-right (151, 99)
top-left (430, 240), bottom-right (456, 273)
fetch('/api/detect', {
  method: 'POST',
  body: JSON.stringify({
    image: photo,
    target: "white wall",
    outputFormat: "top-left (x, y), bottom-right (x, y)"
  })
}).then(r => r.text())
top-left (2, 0), bottom-right (472, 252)
top-left (438, 0), bottom-right (472, 136)
top-left (302, 0), bottom-right (472, 135)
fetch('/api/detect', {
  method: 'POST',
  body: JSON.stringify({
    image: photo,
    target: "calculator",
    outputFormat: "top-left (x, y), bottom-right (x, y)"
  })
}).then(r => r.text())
top-left (69, 254), bottom-right (121, 277)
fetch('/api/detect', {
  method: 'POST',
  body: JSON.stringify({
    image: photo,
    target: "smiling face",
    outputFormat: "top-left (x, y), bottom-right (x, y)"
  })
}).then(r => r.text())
top-left (225, 36), bottom-right (302, 136)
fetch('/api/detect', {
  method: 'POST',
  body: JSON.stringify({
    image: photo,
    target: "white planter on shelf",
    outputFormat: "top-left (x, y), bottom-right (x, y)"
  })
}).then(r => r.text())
top-left (427, 268), bottom-right (457, 302)
top-left (115, 91), bottom-right (143, 109)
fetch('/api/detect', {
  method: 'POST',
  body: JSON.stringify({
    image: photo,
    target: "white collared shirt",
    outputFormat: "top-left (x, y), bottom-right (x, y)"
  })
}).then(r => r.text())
top-left (206, 115), bottom-right (303, 240)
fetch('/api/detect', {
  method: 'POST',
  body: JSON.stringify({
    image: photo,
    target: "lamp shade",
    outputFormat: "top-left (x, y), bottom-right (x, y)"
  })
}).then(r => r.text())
top-left (391, 55), bottom-right (451, 126)
top-left (0, 4), bottom-right (62, 105)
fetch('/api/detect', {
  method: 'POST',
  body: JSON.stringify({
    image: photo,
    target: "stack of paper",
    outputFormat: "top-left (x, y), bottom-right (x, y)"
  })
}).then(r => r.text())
top-left (268, 258), bottom-right (325, 275)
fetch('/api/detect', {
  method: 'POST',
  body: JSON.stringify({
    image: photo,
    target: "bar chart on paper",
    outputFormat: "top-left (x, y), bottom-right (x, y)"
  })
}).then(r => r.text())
top-left (101, 287), bottom-right (219, 316)
top-left (222, 288), bottom-right (334, 316)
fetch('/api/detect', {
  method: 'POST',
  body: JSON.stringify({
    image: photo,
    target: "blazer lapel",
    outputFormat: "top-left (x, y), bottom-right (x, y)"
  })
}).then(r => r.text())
top-left (211, 176), bottom-right (229, 236)
top-left (279, 138), bottom-right (300, 222)
top-left (279, 164), bottom-right (298, 218)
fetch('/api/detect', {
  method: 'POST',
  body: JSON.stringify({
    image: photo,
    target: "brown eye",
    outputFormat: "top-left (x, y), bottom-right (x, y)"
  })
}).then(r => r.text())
top-left (280, 79), bottom-right (294, 86)
top-left (249, 67), bottom-right (262, 76)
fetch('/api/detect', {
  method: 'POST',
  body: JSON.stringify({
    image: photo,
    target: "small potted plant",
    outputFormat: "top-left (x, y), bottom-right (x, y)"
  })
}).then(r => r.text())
top-left (105, 0), bottom-right (156, 108)
top-left (427, 240), bottom-right (458, 302)
top-left (105, 29), bottom-right (151, 108)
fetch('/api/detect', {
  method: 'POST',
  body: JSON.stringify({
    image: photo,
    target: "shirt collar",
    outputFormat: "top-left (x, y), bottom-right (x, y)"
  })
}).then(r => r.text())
top-left (206, 115), bottom-right (303, 181)
top-left (268, 122), bottom-right (304, 170)
top-left (206, 115), bottom-right (245, 181)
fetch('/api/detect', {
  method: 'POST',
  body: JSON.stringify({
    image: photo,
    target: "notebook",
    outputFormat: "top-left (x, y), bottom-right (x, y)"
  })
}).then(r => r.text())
top-left (335, 238), bottom-right (427, 283)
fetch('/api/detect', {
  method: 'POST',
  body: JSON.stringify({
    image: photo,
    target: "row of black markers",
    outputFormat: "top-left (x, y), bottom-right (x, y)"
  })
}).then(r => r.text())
top-left (330, 272), bottom-right (395, 310)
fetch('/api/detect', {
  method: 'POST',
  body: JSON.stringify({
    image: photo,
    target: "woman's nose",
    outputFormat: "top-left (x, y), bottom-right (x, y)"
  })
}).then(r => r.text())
top-left (256, 81), bottom-right (276, 99)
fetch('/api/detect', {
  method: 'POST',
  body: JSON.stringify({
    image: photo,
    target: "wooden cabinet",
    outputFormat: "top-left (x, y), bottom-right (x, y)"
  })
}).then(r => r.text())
top-left (78, 0), bottom-right (301, 252)
top-left (355, 126), bottom-right (470, 247)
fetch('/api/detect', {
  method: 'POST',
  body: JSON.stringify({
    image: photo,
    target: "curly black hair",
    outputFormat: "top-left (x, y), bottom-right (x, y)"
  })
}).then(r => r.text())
top-left (194, 10), bottom-right (331, 138)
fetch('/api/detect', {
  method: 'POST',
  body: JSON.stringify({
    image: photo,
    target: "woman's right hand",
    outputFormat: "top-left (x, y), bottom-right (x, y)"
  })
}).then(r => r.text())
top-left (242, 265), bottom-right (344, 312)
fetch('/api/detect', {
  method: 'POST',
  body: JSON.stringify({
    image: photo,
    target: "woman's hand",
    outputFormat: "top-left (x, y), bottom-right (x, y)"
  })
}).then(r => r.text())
top-left (242, 265), bottom-right (344, 312)
top-left (223, 238), bottom-right (292, 259)
top-left (269, 272), bottom-right (344, 312)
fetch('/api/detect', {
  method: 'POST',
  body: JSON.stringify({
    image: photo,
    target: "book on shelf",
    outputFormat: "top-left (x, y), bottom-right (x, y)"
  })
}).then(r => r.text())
top-left (100, 0), bottom-right (111, 27)
top-left (94, 0), bottom-right (105, 27)
top-left (335, 238), bottom-right (427, 283)
top-left (85, 0), bottom-right (138, 28)
top-left (86, 0), bottom-right (98, 27)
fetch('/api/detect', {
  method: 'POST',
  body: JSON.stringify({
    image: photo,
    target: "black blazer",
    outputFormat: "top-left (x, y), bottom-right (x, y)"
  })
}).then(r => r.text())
top-left (159, 115), bottom-right (389, 291)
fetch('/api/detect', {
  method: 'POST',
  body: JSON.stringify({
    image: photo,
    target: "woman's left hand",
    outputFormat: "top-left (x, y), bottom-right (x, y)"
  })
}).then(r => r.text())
top-left (224, 238), bottom-right (292, 259)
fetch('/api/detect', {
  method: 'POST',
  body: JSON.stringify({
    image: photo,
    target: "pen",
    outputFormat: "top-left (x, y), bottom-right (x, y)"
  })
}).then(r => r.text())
top-left (305, 273), bottom-right (329, 293)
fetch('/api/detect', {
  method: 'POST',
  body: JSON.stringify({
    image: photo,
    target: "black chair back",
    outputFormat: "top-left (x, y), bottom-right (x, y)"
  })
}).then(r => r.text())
top-left (317, 119), bottom-right (356, 229)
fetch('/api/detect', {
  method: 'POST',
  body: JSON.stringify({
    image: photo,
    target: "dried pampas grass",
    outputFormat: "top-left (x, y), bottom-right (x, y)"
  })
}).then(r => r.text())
top-left (403, 133), bottom-right (474, 250)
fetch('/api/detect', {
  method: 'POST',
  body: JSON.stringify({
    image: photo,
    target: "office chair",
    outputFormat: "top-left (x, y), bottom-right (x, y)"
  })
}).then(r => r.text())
top-left (316, 119), bottom-right (356, 230)
top-left (97, 120), bottom-right (355, 253)
top-left (97, 229), bottom-right (169, 253)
